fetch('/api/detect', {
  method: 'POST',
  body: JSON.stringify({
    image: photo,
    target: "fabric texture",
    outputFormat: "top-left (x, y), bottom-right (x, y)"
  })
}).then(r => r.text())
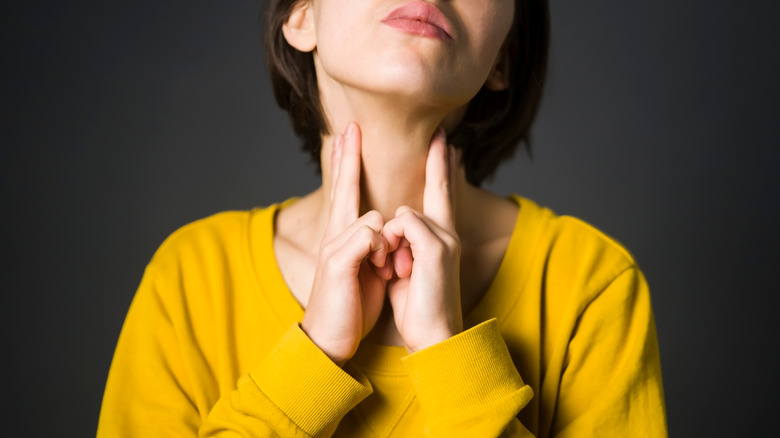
top-left (97, 196), bottom-right (667, 437)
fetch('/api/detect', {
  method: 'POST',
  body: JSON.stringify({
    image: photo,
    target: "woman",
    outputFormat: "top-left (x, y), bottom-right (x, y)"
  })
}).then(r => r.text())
top-left (98, 0), bottom-right (667, 436)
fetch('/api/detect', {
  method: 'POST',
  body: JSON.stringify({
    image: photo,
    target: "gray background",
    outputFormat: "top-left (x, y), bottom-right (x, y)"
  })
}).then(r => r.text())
top-left (5, 1), bottom-right (779, 436)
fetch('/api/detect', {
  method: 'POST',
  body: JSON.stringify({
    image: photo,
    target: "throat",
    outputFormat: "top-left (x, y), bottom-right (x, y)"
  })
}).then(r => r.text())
top-left (354, 129), bottom-right (431, 218)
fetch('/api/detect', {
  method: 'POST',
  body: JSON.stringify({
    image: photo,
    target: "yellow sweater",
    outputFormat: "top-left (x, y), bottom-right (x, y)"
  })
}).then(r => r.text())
top-left (98, 196), bottom-right (666, 437)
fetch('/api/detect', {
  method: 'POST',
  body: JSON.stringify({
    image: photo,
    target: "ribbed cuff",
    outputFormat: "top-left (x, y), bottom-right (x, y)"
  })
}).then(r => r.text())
top-left (401, 319), bottom-right (533, 423)
top-left (250, 324), bottom-right (372, 436)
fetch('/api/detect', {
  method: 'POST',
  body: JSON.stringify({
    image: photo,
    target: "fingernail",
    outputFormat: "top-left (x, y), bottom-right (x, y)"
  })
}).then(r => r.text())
top-left (345, 122), bottom-right (356, 138)
top-left (436, 126), bottom-right (447, 141)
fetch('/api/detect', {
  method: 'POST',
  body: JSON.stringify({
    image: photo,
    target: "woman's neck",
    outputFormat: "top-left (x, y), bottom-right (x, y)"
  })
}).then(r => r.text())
top-left (319, 80), bottom-right (466, 214)
top-left (330, 119), bottom-right (436, 218)
top-left (275, 82), bottom-right (520, 321)
top-left (304, 55), bottom-right (487, 249)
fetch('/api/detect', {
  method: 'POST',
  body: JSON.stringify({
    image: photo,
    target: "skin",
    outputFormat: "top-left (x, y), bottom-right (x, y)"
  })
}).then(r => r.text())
top-left (274, 0), bottom-right (520, 364)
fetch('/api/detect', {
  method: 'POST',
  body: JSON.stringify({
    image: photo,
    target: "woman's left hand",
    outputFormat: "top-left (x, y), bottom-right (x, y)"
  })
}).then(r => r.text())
top-left (381, 128), bottom-right (463, 352)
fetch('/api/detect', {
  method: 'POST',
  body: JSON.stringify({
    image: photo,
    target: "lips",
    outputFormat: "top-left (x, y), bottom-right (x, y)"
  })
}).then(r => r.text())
top-left (381, 1), bottom-right (454, 41)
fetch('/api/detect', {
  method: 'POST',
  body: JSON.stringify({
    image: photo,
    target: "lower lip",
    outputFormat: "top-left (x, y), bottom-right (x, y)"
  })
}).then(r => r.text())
top-left (382, 18), bottom-right (451, 41)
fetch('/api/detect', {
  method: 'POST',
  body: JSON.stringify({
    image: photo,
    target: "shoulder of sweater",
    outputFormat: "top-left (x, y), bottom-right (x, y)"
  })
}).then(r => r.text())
top-left (550, 215), bottom-right (637, 267)
top-left (146, 208), bottom-right (270, 271)
top-left (515, 199), bottom-right (640, 302)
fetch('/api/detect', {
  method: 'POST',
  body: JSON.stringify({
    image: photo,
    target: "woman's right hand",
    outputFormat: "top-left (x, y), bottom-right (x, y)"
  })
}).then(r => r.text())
top-left (301, 123), bottom-right (392, 366)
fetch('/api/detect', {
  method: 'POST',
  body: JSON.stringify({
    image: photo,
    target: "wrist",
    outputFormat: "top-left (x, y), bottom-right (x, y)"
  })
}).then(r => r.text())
top-left (405, 325), bottom-right (462, 353)
top-left (300, 322), bottom-right (351, 367)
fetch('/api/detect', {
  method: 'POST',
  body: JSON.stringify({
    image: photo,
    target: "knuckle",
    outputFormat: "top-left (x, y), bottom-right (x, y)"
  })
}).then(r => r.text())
top-left (356, 225), bottom-right (375, 240)
top-left (396, 205), bottom-right (414, 217)
top-left (362, 210), bottom-right (384, 229)
top-left (426, 238), bottom-right (447, 257)
top-left (355, 226), bottom-right (381, 254)
top-left (446, 236), bottom-right (461, 259)
top-left (321, 250), bottom-right (343, 270)
top-left (320, 240), bottom-right (338, 258)
top-left (431, 234), bottom-right (460, 260)
top-left (326, 249), bottom-right (354, 274)
top-left (399, 209), bottom-right (417, 220)
top-left (444, 232), bottom-right (461, 250)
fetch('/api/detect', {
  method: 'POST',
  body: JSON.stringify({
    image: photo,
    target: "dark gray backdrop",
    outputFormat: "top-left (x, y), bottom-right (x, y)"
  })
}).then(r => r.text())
top-left (5, 1), bottom-right (779, 436)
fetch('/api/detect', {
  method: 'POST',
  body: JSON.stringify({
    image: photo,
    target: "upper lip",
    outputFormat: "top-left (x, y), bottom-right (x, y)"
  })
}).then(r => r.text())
top-left (381, 1), bottom-right (454, 40)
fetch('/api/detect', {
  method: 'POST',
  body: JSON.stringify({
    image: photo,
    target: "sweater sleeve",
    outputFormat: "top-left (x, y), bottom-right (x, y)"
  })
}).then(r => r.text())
top-left (551, 266), bottom-right (667, 437)
top-left (398, 266), bottom-right (666, 437)
top-left (97, 264), bottom-right (372, 438)
top-left (200, 324), bottom-right (373, 437)
top-left (97, 266), bottom-right (203, 437)
top-left (401, 319), bottom-right (536, 437)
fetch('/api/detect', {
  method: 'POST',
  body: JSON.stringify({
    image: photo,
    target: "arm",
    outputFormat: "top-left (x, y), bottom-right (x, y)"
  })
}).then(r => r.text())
top-left (388, 266), bottom-right (664, 438)
top-left (550, 266), bottom-right (666, 437)
top-left (381, 129), bottom-right (536, 436)
top-left (99, 123), bottom-right (392, 436)
top-left (200, 324), bottom-right (372, 437)
top-left (97, 264), bottom-right (373, 438)
top-left (97, 266), bottom-right (203, 436)
top-left (380, 131), bottom-right (665, 436)
top-left (402, 319), bottom-right (536, 438)
top-left (202, 123), bottom-right (392, 436)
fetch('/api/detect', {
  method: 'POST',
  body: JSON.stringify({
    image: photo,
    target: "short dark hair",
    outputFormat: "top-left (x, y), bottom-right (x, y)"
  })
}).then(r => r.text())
top-left (264, 0), bottom-right (549, 186)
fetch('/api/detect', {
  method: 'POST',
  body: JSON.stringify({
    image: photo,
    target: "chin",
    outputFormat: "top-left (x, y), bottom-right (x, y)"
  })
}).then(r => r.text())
top-left (325, 55), bottom-right (480, 109)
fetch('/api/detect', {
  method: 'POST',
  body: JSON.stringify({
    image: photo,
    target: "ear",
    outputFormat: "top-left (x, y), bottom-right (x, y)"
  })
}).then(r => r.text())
top-left (282, 1), bottom-right (316, 52)
top-left (484, 48), bottom-right (511, 91)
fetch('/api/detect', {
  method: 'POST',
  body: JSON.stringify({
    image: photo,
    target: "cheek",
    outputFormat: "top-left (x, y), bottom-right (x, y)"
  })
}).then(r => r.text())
top-left (315, 33), bottom-right (371, 88)
top-left (313, 11), bottom-right (347, 55)
top-left (312, 7), bottom-right (376, 77)
top-left (480, 7), bottom-right (514, 55)
top-left (465, 9), bottom-right (514, 78)
top-left (467, 1), bottom-right (514, 51)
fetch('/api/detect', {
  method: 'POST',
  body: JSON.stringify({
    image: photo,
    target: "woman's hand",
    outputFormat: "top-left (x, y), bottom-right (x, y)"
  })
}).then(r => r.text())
top-left (301, 123), bottom-right (393, 366)
top-left (382, 128), bottom-right (464, 352)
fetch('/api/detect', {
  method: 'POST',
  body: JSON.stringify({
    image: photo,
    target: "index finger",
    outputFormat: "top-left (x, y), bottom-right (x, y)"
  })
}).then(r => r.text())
top-left (423, 127), bottom-right (455, 231)
top-left (325, 122), bottom-right (362, 240)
